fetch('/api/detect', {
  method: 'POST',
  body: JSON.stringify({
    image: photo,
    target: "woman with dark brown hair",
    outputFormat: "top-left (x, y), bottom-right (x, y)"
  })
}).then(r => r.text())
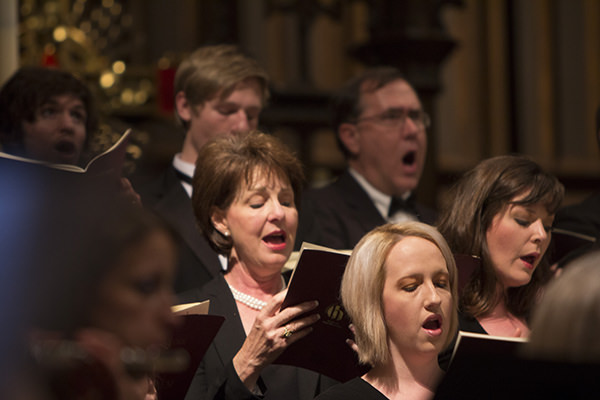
top-left (437, 155), bottom-right (564, 367)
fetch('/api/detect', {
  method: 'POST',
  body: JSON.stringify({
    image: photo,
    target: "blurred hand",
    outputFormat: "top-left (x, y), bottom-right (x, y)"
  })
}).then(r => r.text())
top-left (346, 323), bottom-right (359, 354)
top-left (549, 262), bottom-right (563, 279)
top-left (76, 328), bottom-right (153, 400)
top-left (232, 290), bottom-right (320, 390)
top-left (119, 177), bottom-right (142, 205)
top-left (144, 377), bottom-right (158, 400)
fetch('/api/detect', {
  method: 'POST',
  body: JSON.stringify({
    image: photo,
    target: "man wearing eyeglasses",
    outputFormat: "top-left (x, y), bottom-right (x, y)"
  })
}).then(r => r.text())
top-left (296, 67), bottom-right (436, 250)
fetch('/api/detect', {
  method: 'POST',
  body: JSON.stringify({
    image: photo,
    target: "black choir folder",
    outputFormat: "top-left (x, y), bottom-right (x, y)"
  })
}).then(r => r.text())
top-left (274, 243), bottom-right (370, 382)
top-left (434, 331), bottom-right (526, 399)
top-left (156, 301), bottom-right (224, 400)
top-left (434, 331), bottom-right (600, 399)
top-left (0, 128), bottom-right (132, 183)
top-left (449, 330), bottom-right (527, 364)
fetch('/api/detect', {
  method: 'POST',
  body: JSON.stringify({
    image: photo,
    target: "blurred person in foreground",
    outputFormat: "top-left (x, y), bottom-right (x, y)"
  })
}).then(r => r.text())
top-left (181, 131), bottom-right (337, 400)
top-left (527, 249), bottom-right (600, 362)
top-left (1, 185), bottom-right (178, 400)
top-left (315, 222), bottom-right (458, 400)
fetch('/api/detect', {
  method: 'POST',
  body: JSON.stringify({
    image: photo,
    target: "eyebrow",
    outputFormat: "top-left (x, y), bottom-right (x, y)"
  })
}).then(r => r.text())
top-left (41, 99), bottom-right (86, 109)
top-left (217, 100), bottom-right (262, 108)
top-left (384, 106), bottom-right (422, 112)
top-left (513, 205), bottom-right (533, 214)
top-left (246, 185), bottom-right (293, 193)
top-left (513, 204), bottom-right (551, 217)
top-left (396, 270), bottom-right (449, 281)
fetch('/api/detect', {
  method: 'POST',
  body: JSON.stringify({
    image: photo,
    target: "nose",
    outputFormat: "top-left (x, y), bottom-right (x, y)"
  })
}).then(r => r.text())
top-left (424, 282), bottom-right (442, 309)
top-left (267, 200), bottom-right (286, 221)
top-left (232, 109), bottom-right (251, 132)
top-left (58, 111), bottom-right (76, 133)
top-left (401, 116), bottom-right (420, 138)
top-left (531, 219), bottom-right (549, 244)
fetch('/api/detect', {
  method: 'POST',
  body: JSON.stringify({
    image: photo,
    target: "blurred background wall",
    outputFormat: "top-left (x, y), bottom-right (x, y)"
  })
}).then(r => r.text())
top-left (2, 0), bottom-right (599, 209)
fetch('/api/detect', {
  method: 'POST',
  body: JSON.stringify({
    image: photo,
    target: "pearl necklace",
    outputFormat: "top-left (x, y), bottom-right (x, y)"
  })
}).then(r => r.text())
top-left (228, 277), bottom-right (286, 311)
top-left (228, 285), bottom-right (268, 310)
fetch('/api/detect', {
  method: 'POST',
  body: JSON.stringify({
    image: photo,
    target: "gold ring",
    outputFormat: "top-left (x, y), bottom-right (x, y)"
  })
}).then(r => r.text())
top-left (282, 326), bottom-right (293, 338)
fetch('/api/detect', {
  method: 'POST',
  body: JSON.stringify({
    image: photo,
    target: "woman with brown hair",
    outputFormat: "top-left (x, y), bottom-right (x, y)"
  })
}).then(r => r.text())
top-left (182, 131), bottom-right (336, 400)
top-left (437, 155), bottom-right (564, 367)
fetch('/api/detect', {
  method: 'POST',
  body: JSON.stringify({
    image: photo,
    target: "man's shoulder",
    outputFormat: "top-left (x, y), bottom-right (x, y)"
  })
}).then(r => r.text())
top-left (556, 192), bottom-right (600, 224)
top-left (414, 201), bottom-right (438, 226)
top-left (137, 165), bottom-right (181, 207)
top-left (555, 191), bottom-right (600, 239)
top-left (559, 191), bottom-right (600, 215)
top-left (303, 171), bottom-right (362, 202)
top-left (303, 181), bottom-right (341, 201)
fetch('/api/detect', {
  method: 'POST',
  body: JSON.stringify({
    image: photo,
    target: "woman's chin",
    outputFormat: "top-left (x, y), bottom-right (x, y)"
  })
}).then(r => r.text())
top-left (262, 254), bottom-right (291, 272)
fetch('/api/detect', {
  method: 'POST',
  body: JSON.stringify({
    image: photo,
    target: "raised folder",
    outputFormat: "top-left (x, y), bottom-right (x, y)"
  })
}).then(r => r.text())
top-left (448, 330), bottom-right (527, 364)
top-left (273, 243), bottom-right (370, 382)
top-left (0, 128), bottom-right (132, 184)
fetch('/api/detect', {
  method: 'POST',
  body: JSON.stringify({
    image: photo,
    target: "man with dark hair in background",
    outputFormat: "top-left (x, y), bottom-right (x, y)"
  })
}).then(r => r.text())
top-left (296, 67), bottom-right (436, 250)
top-left (0, 66), bottom-right (98, 165)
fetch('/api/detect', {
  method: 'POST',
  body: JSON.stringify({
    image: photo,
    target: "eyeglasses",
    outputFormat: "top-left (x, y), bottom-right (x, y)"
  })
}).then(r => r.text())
top-left (354, 108), bottom-right (431, 130)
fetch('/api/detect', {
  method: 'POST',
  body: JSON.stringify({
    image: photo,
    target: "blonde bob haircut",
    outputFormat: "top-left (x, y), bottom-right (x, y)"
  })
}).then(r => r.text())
top-left (341, 222), bottom-right (459, 367)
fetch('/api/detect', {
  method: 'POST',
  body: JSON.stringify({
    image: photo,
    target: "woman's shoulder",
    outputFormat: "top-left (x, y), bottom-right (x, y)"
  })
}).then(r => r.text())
top-left (314, 377), bottom-right (388, 400)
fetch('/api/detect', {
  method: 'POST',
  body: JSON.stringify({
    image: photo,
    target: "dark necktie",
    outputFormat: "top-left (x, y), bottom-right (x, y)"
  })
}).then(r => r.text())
top-left (174, 168), bottom-right (193, 184)
top-left (388, 194), bottom-right (418, 218)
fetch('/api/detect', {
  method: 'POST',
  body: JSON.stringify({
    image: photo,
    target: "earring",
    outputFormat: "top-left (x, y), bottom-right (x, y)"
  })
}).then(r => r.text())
top-left (223, 231), bottom-right (230, 237)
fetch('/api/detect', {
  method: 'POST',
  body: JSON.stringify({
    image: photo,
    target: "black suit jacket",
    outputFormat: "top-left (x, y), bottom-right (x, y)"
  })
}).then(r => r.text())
top-left (180, 274), bottom-right (337, 400)
top-left (553, 192), bottom-right (600, 265)
top-left (296, 170), bottom-right (437, 250)
top-left (139, 165), bottom-right (222, 293)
